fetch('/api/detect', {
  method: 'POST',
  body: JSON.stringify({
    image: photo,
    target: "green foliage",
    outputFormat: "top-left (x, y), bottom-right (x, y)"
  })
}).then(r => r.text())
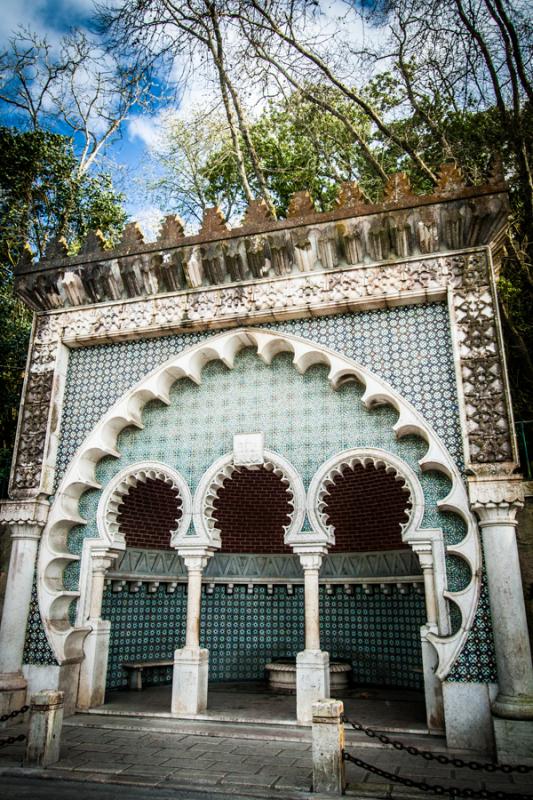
top-left (0, 126), bottom-right (127, 496)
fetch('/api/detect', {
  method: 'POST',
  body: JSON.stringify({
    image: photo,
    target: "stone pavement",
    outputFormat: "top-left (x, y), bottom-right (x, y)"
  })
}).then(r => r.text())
top-left (1, 713), bottom-right (532, 799)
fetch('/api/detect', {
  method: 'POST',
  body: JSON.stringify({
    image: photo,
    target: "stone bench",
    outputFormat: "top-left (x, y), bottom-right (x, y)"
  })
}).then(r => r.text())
top-left (122, 659), bottom-right (173, 690)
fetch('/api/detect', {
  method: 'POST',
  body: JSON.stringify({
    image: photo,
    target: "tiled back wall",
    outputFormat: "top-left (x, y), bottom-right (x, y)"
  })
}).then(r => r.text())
top-left (102, 583), bottom-right (425, 691)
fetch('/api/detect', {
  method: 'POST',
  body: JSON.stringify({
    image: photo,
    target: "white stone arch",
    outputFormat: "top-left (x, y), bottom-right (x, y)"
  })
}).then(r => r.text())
top-left (192, 450), bottom-right (306, 549)
top-left (97, 460), bottom-right (192, 549)
top-left (37, 326), bottom-right (481, 682)
top-left (307, 448), bottom-right (453, 636)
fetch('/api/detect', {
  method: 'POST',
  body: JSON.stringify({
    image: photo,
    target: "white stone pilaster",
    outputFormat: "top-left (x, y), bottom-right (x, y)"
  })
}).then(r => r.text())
top-left (413, 544), bottom-right (445, 733)
top-left (77, 551), bottom-right (116, 710)
top-left (0, 499), bottom-right (49, 716)
top-left (171, 548), bottom-right (212, 716)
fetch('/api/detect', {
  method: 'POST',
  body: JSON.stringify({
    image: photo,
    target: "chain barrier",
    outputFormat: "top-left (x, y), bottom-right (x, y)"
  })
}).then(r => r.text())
top-left (343, 751), bottom-right (532, 800)
top-left (342, 716), bottom-right (533, 774)
top-left (0, 705), bottom-right (29, 724)
top-left (0, 733), bottom-right (26, 750)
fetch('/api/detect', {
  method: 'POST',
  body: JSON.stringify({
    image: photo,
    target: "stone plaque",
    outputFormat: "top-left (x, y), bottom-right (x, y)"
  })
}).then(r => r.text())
top-left (233, 432), bottom-right (265, 466)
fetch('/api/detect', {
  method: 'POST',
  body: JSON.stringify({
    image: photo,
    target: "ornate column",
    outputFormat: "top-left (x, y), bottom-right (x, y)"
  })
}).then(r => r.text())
top-left (77, 549), bottom-right (116, 710)
top-left (295, 546), bottom-right (330, 725)
top-left (470, 475), bottom-right (533, 763)
top-left (171, 548), bottom-right (213, 716)
top-left (0, 499), bottom-right (49, 715)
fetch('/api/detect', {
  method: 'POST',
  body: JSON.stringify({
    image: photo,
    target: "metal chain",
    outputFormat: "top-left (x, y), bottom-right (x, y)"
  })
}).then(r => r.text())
top-left (342, 716), bottom-right (532, 774)
top-left (0, 705), bottom-right (29, 724)
top-left (0, 733), bottom-right (26, 750)
top-left (343, 751), bottom-right (532, 800)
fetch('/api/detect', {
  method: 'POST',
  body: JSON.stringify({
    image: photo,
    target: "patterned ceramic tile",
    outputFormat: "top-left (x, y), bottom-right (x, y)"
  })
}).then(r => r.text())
top-left (102, 583), bottom-right (425, 690)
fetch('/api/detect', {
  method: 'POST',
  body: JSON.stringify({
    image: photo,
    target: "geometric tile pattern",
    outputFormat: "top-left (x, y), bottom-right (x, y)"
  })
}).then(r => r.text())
top-left (101, 582), bottom-right (425, 690)
top-left (54, 303), bottom-right (463, 487)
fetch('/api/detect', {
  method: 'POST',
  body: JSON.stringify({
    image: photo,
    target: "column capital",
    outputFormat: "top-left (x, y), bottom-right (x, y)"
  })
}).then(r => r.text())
top-left (298, 551), bottom-right (326, 572)
top-left (179, 547), bottom-right (213, 573)
top-left (468, 475), bottom-right (524, 526)
top-left (91, 551), bottom-right (117, 575)
top-left (0, 499), bottom-right (49, 532)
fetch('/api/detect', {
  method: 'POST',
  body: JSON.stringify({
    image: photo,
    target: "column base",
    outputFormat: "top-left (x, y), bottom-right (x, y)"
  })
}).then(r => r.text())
top-left (442, 682), bottom-right (495, 756)
top-left (492, 693), bottom-right (533, 720)
top-left (0, 672), bottom-right (27, 722)
top-left (493, 717), bottom-right (533, 766)
top-left (296, 650), bottom-right (330, 726)
top-left (77, 619), bottom-right (111, 710)
top-left (171, 647), bottom-right (209, 716)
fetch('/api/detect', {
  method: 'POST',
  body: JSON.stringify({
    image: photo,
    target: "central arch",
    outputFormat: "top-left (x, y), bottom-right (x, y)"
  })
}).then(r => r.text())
top-left (37, 327), bottom-right (481, 702)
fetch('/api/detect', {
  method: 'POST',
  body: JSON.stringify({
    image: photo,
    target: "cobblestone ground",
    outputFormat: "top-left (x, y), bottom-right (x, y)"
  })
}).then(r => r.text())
top-left (1, 717), bottom-right (532, 798)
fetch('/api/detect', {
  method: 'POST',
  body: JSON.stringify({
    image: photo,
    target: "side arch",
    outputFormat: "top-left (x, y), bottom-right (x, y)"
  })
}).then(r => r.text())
top-left (38, 327), bottom-right (481, 678)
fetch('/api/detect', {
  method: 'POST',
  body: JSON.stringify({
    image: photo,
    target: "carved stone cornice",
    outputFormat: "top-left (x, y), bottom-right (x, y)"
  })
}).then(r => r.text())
top-left (14, 186), bottom-right (508, 313)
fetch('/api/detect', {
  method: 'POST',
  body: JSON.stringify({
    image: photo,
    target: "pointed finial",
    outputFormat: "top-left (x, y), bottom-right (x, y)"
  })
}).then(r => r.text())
top-left (435, 162), bottom-right (466, 195)
top-left (80, 229), bottom-right (106, 255)
top-left (287, 190), bottom-right (315, 218)
top-left (120, 222), bottom-right (145, 250)
top-left (384, 172), bottom-right (415, 203)
top-left (488, 153), bottom-right (505, 187)
top-left (242, 198), bottom-right (274, 227)
top-left (157, 215), bottom-right (185, 243)
top-left (200, 207), bottom-right (229, 237)
top-left (335, 181), bottom-right (366, 209)
top-left (44, 235), bottom-right (68, 260)
top-left (15, 243), bottom-right (34, 272)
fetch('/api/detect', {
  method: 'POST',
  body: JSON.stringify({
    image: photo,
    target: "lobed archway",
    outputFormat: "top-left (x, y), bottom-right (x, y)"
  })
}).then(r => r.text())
top-left (38, 328), bottom-right (480, 682)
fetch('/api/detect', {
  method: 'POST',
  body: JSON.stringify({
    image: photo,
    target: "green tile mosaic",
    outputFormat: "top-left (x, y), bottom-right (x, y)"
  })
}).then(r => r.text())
top-left (102, 583), bottom-right (425, 690)
top-left (101, 582), bottom-right (188, 689)
top-left (54, 304), bottom-right (463, 488)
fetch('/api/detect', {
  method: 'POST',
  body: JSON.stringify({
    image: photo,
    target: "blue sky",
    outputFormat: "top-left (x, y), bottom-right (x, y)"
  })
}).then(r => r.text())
top-left (0, 0), bottom-right (384, 233)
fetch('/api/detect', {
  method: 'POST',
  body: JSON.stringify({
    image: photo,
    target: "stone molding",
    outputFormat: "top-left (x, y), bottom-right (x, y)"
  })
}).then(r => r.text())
top-left (37, 328), bottom-right (480, 673)
top-left (8, 249), bottom-right (517, 501)
top-left (109, 547), bottom-right (422, 583)
top-left (14, 184), bottom-right (508, 313)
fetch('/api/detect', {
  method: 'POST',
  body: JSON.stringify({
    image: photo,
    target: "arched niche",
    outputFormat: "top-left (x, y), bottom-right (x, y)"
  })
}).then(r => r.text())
top-left (37, 327), bottom-right (481, 681)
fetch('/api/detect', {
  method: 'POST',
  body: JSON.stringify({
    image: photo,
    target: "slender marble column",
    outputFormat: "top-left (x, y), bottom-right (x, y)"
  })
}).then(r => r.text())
top-left (295, 547), bottom-right (330, 725)
top-left (172, 549), bottom-right (212, 715)
top-left (413, 544), bottom-right (444, 733)
top-left (472, 498), bottom-right (533, 720)
top-left (0, 499), bottom-right (49, 715)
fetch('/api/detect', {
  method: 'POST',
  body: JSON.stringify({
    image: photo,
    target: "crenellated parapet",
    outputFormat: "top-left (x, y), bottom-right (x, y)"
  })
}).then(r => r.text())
top-left (14, 167), bottom-right (509, 312)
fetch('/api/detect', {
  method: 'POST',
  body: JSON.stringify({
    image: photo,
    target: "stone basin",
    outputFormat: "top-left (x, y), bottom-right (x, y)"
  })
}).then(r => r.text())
top-left (265, 659), bottom-right (352, 693)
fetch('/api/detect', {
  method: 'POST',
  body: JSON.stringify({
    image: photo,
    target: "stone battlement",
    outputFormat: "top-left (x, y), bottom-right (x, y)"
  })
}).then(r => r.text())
top-left (14, 164), bottom-right (508, 312)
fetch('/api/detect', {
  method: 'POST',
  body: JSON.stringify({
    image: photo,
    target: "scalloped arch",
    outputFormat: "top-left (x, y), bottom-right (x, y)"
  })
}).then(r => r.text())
top-left (96, 461), bottom-right (192, 549)
top-left (191, 449), bottom-right (306, 549)
top-left (37, 327), bottom-right (481, 678)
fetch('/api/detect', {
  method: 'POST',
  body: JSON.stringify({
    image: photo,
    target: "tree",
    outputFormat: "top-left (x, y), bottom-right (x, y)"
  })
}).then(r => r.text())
top-left (0, 27), bottom-right (154, 176)
top-left (143, 109), bottom-right (244, 225)
top-left (0, 127), bottom-right (127, 495)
